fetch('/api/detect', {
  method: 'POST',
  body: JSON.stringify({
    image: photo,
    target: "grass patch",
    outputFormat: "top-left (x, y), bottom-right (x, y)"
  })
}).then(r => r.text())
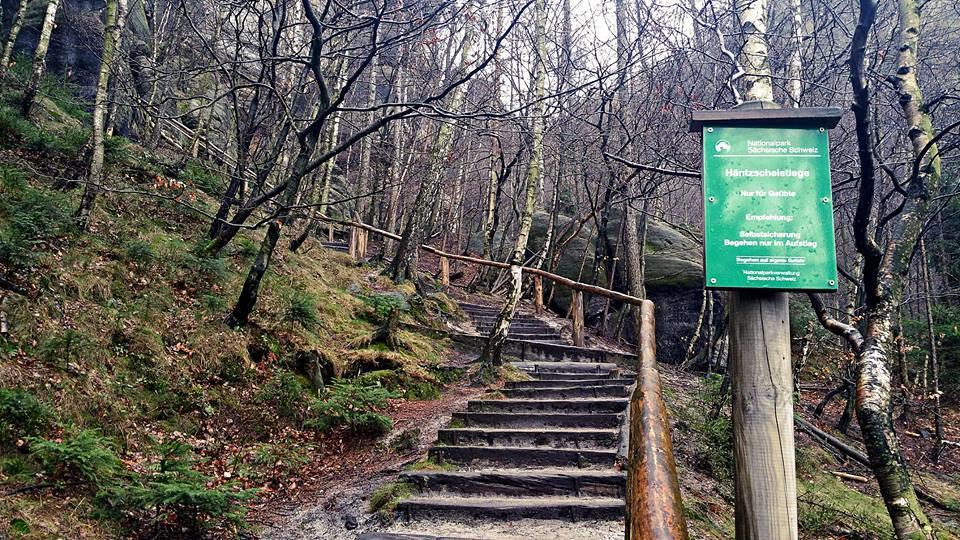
top-left (369, 480), bottom-right (413, 513)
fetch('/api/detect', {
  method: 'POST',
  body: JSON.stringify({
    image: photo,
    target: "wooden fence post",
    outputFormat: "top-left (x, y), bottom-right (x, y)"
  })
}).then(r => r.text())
top-left (729, 291), bottom-right (797, 540)
top-left (327, 222), bottom-right (334, 242)
top-left (348, 227), bottom-right (357, 260)
top-left (440, 256), bottom-right (450, 288)
top-left (627, 300), bottom-right (689, 540)
top-left (533, 275), bottom-right (543, 313)
top-left (571, 290), bottom-right (585, 347)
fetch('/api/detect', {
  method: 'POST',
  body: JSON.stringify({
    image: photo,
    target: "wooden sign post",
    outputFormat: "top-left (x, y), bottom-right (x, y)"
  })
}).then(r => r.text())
top-left (691, 103), bottom-right (843, 539)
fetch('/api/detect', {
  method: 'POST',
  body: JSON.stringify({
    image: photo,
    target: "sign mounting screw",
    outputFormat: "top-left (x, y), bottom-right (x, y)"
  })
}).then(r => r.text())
top-left (708, 196), bottom-right (716, 203)
top-left (819, 127), bottom-right (825, 132)
top-left (707, 127), bottom-right (714, 133)
top-left (828, 280), bottom-right (836, 286)
top-left (821, 197), bottom-right (829, 203)
top-left (710, 278), bottom-right (717, 284)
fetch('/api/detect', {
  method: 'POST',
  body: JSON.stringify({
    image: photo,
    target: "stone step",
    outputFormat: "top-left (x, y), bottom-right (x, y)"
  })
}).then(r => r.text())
top-left (531, 372), bottom-right (619, 381)
top-left (511, 361), bottom-right (620, 374)
top-left (401, 469), bottom-right (626, 498)
top-left (473, 320), bottom-right (555, 329)
top-left (429, 445), bottom-right (617, 468)
top-left (395, 496), bottom-right (624, 521)
top-left (474, 326), bottom-right (558, 335)
top-left (505, 378), bottom-right (634, 389)
top-left (481, 332), bottom-right (563, 342)
top-left (451, 412), bottom-right (623, 429)
top-left (437, 428), bottom-right (619, 449)
top-left (467, 398), bottom-right (629, 414)
top-left (500, 385), bottom-right (629, 400)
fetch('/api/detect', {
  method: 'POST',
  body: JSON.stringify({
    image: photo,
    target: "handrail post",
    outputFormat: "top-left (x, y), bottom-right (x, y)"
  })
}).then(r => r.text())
top-left (571, 291), bottom-right (585, 347)
top-left (440, 255), bottom-right (450, 288)
top-left (626, 300), bottom-right (689, 540)
top-left (533, 275), bottom-right (544, 313)
top-left (348, 226), bottom-right (357, 260)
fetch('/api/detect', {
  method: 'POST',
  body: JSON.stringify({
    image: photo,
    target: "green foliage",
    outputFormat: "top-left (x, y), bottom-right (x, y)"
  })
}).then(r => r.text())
top-left (29, 428), bottom-right (122, 488)
top-left (0, 388), bottom-right (49, 444)
top-left (122, 239), bottom-right (156, 269)
top-left (364, 293), bottom-right (410, 321)
top-left (369, 480), bottom-right (412, 513)
top-left (284, 290), bottom-right (320, 328)
top-left (105, 136), bottom-right (132, 165)
top-left (306, 379), bottom-right (396, 435)
top-left (99, 440), bottom-right (255, 533)
top-left (0, 105), bottom-right (87, 156)
top-left (358, 370), bottom-right (441, 400)
top-left (234, 237), bottom-right (259, 258)
top-left (675, 375), bottom-right (734, 481)
top-left (256, 370), bottom-right (307, 421)
top-left (35, 329), bottom-right (94, 368)
top-left (0, 178), bottom-right (74, 270)
top-left (181, 160), bottom-right (224, 197)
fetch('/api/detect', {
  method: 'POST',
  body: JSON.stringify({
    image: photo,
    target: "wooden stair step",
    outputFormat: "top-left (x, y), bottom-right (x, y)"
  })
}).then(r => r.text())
top-left (437, 427), bottom-right (619, 449)
top-left (429, 445), bottom-right (617, 468)
top-left (451, 412), bottom-right (623, 429)
top-left (395, 496), bottom-right (624, 521)
top-left (401, 469), bottom-right (626, 498)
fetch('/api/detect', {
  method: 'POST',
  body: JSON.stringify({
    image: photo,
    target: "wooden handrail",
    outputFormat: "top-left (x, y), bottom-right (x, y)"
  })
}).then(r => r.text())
top-left (319, 216), bottom-right (647, 307)
top-left (626, 300), bottom-right (689, 540)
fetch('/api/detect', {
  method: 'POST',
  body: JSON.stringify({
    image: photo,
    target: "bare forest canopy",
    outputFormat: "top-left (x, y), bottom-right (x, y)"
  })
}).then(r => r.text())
top-left (1, 0), bottom-right (959, 538)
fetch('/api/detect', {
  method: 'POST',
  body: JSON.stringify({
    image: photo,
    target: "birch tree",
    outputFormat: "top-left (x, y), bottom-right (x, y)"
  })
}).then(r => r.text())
top-left (390, 2), bottom-right (476, 283)
top-left (76, 0), bottom-right (128, 230)
top-left (0, 0), bottom-right (28, 78)
top-left (20, 0), bottom-right (61, 116)
top-left (478, 0), bottom-right (546, 370)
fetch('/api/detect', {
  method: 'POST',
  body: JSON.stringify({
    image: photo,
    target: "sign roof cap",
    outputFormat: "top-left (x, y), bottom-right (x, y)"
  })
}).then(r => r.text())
top-left (689, 106), bottom-right (844, 132)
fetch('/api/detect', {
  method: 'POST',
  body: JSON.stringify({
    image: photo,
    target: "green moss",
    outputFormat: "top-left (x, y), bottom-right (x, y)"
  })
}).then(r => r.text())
top-left (369, 480), bottom-right (413, 513)
top-left (405, 457), bottom-right (457, 472)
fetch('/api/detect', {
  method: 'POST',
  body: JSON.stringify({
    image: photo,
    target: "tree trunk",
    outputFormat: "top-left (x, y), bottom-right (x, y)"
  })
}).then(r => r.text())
top-left (919, 239), bottom-right (943, 460)
top-left (478, 0), bottom-right (546, 371)
top-left (786, 0), bottom-right (804, 106)
top-left (20, 0), bottom-right (61, 117)
top-left (734, 0), bottom-right (772, 103)
top-left (76, 0), bottom-right (126, 230)
top-left (390, 2), bottom-right (475, 283)
top-left (0, 0), bottom-right (29, 78)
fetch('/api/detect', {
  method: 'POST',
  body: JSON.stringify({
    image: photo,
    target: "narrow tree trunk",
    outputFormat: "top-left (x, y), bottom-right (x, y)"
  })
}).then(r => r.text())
top-left (478, 0), bottom-right (546, 371)
top-left (0, 0), bottom-right (29, 78)
top-left (76, 0), bottom-right (126, 230)
top-left (734, 0), bottom-right (772, 103)
top-left (919, 239), bottom-right (943, 460)
top-left (20, 0), bottom-right (61, 117)
top-left (786, 0), bottom-right (804, 106)
top-left (391, 2), bottom-right (475, 283)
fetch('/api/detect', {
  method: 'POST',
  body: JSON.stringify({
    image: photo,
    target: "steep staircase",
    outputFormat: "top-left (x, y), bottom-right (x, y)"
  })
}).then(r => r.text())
top-left (363, 301), bottom-right (632, 538)
top-left (459, 302), bottom-right (567, 345)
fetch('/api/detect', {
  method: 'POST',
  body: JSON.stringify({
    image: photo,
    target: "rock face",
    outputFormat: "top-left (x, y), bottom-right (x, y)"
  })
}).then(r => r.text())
top-left (2, 0), bottom-right (107, 98)
top-left (473, 210), bottom-right (710, 363)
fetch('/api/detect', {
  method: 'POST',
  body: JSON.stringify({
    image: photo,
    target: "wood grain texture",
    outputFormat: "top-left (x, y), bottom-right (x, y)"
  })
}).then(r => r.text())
top-left (729, 291), bottom-right (798, 540)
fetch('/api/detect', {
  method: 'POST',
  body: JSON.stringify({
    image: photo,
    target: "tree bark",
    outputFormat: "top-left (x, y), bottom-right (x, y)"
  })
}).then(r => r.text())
top-left (390, 2), bottom-right (475, 283)
top-left (478, 0), bottom-right (546, 370)
top-left (20, 0), bottom-right (61, 117)
top-left (0, 0), bottom-right (28, 78)
top-left (76, 0), bottom-right (126, 230)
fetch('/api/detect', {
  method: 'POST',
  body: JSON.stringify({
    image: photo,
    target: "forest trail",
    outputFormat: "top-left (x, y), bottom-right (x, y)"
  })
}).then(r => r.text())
top-left (360, 301), bottom-right (634, 539)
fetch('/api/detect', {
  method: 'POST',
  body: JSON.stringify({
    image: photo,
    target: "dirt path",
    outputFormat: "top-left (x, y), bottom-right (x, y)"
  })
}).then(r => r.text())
top-left (251, 353), bottom-right (486, 540)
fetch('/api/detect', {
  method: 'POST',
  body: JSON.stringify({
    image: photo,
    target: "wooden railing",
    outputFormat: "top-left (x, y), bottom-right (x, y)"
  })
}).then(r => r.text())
top-left (323, 216), bottom-right (646, 347)
top-left (627, 300), bottom-right (689, 540)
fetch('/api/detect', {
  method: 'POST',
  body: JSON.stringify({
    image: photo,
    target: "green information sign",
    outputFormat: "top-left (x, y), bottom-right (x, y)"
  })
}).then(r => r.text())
top-left (702, 125), bottom-right (838, 291)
